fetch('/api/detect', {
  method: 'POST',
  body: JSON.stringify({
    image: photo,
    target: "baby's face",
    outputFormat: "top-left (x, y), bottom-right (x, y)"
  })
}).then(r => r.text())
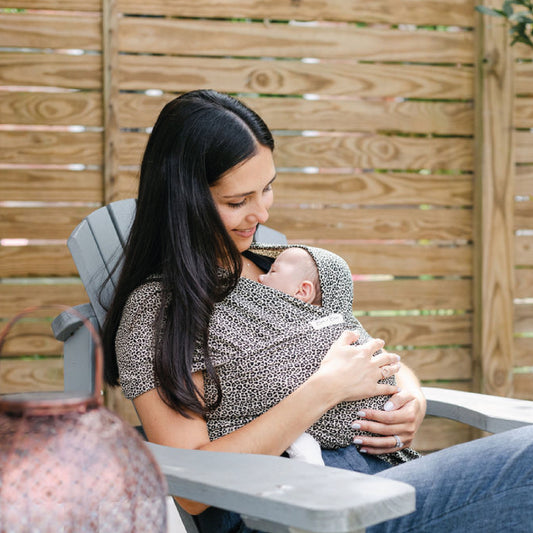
top-left (258, 248), bottom-right (308, 297)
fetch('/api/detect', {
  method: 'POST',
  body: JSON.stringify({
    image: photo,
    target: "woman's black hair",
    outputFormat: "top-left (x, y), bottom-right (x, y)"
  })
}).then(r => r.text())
top-left (101, 90), bottom-right (274, 417)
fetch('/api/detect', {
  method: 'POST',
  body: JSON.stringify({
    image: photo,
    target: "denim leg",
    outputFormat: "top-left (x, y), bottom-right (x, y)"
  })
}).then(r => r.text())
top-left (322, 444), bottom-right (393, 474)
top-left (371, 425), bottom-right (533, 533)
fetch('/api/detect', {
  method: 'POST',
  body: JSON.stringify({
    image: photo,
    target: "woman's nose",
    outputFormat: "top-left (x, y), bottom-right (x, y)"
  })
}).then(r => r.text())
top-left (247, 199), bottom-right (269, 224)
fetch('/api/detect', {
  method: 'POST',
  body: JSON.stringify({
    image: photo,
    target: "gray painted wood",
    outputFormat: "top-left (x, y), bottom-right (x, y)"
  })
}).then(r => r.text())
top-left (147, 443), bottom-right (415, 533)
top-left (423, 386), bottom-right (533, 433)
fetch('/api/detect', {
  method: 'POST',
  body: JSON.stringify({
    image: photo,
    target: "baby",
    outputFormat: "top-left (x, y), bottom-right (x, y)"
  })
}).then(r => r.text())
top-left (258, 246), bottom-right (400, 465)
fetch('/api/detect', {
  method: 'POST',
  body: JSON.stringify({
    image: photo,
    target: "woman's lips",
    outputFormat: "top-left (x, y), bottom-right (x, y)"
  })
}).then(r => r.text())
top-left (234, 226), bottom-right (257, 238)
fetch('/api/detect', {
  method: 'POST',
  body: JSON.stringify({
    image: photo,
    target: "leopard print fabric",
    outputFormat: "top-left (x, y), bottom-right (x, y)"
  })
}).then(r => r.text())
top-left (116, 244), bottom-right (420, 465)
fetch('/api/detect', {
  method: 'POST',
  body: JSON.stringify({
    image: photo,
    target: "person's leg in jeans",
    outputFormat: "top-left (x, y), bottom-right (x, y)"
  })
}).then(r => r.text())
top-left (372, 425), bottom-right (533, 532)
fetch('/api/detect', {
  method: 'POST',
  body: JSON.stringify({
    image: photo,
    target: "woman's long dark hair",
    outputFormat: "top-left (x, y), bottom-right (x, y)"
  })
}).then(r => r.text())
top-left (102, 90), bottom-right (274, 417)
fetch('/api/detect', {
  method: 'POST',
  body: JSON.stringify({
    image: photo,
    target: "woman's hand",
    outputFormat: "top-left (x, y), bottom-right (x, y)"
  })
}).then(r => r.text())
top-left (350, 364), bottom-right (426, 454)
top-left (316, 330), bottom-right (401, 405)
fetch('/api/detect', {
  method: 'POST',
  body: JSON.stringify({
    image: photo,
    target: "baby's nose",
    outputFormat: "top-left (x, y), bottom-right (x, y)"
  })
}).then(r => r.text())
top-left (258, 274), bottom-right (265, 284)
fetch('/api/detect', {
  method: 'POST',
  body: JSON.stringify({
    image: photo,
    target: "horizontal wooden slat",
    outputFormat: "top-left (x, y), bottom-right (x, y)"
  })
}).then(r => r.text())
top-left (515, 61), bottom-right (533, 94)
top-left (515, 235), bottom-right (533, 267)
top-left (119, 17), bottom-right (474, 63)
top-left (362, 314), bottom-right (472, 346)
top-left (515, 164), bottom-right (533, 196)
top-left (268, 206), bottom-right (472, 241)
top-left (398, 348), bottom-right (472, 381)
top-left (119, 56), bottom-right (474, 99)
top-left (3, 0), bottom-right (101, 10)
top-left (0, 283), bottom-right (88, 317)
top-left (0, 169), bottom-right (103, 202)
top-left (275, 134), bottom-right (474, 170)
top-left (105, 387), bottom-right (140, 426)
top-left (0, 358), bottom-right (63, 394)
top-left (0, 91), bottom-right (102, 126)
top-left (119, 131), bottom-right (473, 170)
top-left (325, 243), bottom-right (472, 276)
top-left (513, 373), bottom-right (533, 401)
top-left (515, 201), bottom-right (533, 231)
top-left (514, 304), bottom-right (533, 335)
top-left (513, 41), bottom-right (533, 61)
top-left (117, 0), bottom-right (476, 27)
top-left (0, 13), bottom-right (101, 51)
top-left (119, 93), bottom-right (474, 135)
top-left (0, 206), bottom-right (94, 240)
top-left (0, 53), bottom-right (101, 90)
top-left (513, 336), bottom-right (533, 367)
top-left (274, 171), bottom-right (473, 206)
top-left (0, 131), bottom-right (102, 166)
top-left (515, 268), bottom-right (533, 299)
top-left (0, 320), bottom-right (62, 357)
top-left (0, 245), bottom-right (77, 278)
top-left (514, 96), bottom-right (533, 129)
top-left (516, 130), bottom-right (533, 164)
top-left (413, 416), bottom-right (474, 452)
top-left (354, 278), bottom-right (472, 311)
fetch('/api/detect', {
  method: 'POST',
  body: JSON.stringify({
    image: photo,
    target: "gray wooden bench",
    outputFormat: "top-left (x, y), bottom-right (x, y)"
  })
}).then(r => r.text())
top-left (52, 198), bottom-right (533, 533)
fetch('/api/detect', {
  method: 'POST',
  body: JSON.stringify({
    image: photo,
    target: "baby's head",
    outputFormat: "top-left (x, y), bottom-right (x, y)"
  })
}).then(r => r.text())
top-left (258, 247), bottom-right (322, 306)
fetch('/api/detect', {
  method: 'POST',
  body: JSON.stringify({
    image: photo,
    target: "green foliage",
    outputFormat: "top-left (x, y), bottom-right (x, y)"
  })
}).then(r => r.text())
top-left (476, 1), bottom-right (533, 47)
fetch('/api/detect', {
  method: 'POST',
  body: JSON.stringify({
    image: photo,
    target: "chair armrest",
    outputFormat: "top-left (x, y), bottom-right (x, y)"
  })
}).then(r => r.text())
top-left (146, 443), bottom-right (415, 533)
top-left (51, 303), bottom-right (96, 341)
top-left (423, 386), bottom-right (533, 433)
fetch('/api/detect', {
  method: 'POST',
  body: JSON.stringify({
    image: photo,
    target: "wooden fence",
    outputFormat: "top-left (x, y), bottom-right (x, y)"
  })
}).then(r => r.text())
top-left (1, 0), bottom-right (532, 452)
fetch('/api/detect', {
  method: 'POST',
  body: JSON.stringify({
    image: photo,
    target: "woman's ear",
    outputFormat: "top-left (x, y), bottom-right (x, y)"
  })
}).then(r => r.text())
top-left (295, 280), bottom-right (316, 304)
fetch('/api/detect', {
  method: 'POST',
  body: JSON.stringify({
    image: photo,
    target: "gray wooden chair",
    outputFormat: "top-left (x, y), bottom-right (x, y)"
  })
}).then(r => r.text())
top-left (52, 198), bottom-right (533, 533)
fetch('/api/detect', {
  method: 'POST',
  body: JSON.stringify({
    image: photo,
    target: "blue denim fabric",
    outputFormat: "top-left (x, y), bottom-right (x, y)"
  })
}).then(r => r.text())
top-left (192, 426), bottom-right (533, 533)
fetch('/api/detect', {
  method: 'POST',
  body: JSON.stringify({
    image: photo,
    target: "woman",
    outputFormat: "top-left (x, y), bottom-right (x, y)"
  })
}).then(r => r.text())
top-left (102, 90), bottom-right (533, 532)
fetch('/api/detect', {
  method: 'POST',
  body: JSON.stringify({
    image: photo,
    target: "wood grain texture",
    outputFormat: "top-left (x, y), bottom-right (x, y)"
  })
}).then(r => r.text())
top-left (267, 206), bottom-right (472, 241)
top-left (0, 53), bottom-right (101, 89)
top-left (118, 131), bottom-right (474, 170)
top-left (0, 284), bottom-right (88, 317)
top-left (119, 17), bottom-right (474, 63)
top-left (362, 314), bottom-right (472, 346)
top-left (513, 373), bottom-right (533, 400)
top-left (0, 206), bottom-right (94, 240)
top-left (0, 358), bottom-right (63, 394)
top-left (0, 245), bottom-right (77, 278)
top-left (514, 201), bottom-right (533, 230)
top-left (118, 92), bottom-right (474, 135)
top-left (515, 235), bottom-right (533, 266)
top-left (0, 168), bottom-right (103, 202)
top-left (0, 320), bottom-right (62, 357)
top-left (398, 347), bottom-right (472, 381)
top-left (515, 130), bottom-right (533, 163)
top-left (0, 12), bottom-right (101, 50)
top-left (0, 91), bottom-right (102, 126)
top-left (514, 97), bottom-right (533, 128)
top-left (116, 0), bottom-right (476, 27)
top-left (515, 164), bottom-right (533, 196)
top-left (513, 335), bottom-right (533, 366)
top-left (516, 62), bottom-right (533, 94)
top-left (0, 131), bottom-right (102, 166)
top-left (323, 243), bottom-right (472, 276)
top-left (354, 279), bottom-right (471, 311)
top-left (473, 5), bottom-right (515, 396)
top-left (273, 171), bottom-right (472, 207)
top-left (3, 0), bottom-right (101, 10)
top-left (119, 55), bottom-right (474, 99)
top-left (515, 269), bottom-right (533, 299)
top-left (413, 416), bottom-right (474, 452)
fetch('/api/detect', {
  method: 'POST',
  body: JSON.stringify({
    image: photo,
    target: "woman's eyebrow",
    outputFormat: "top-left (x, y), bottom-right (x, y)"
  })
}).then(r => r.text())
top-left (222, 174), bottom-right (276, 199)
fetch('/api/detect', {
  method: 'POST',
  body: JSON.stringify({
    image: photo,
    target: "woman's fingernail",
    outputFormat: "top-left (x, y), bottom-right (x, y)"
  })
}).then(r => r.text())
top-left (351, 422), bottom-right (361, 430)
top-left (384, 401), bottom-right (394, 411)
top-left (359, 448), bottom-right (368, 454)
top-left (353, 438), bottom-right (363, 444)
top-left (357, 411), bottom-right (366, 418)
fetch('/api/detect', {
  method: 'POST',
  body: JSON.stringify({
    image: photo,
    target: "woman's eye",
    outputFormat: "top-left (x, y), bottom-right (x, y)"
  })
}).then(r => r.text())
top-left (228, 199), bottom-right (246, 209)
top-left (264, 183), bottom-right (273, 193)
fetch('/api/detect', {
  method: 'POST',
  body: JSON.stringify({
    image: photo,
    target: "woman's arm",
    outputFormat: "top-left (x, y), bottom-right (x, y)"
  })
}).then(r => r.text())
top-left (134, 331), bottom-right (401, 514)
top-left (349, 362), bottom-right (427, 455)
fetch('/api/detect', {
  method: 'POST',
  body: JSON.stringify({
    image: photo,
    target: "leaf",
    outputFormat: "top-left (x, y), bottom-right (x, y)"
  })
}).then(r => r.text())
top-left (475, 5), bottom-right (506, 17)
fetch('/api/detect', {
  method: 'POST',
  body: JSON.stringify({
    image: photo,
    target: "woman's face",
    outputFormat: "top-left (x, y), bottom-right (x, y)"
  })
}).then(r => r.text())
top-left (210, 144), bottom-right (276, 252)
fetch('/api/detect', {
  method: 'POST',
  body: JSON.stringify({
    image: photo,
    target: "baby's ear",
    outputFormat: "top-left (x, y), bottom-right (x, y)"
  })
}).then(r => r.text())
top-left (295, 280), bottom-right (316, 304)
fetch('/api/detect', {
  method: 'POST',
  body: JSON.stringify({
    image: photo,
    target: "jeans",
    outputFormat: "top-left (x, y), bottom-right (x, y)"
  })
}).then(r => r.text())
top-left (193, 425), bottom-right (533, 532)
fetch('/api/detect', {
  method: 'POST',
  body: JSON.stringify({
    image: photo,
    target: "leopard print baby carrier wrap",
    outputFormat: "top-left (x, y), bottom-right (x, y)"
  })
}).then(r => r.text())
top-left (192, 244), bottom-right (420, 465)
